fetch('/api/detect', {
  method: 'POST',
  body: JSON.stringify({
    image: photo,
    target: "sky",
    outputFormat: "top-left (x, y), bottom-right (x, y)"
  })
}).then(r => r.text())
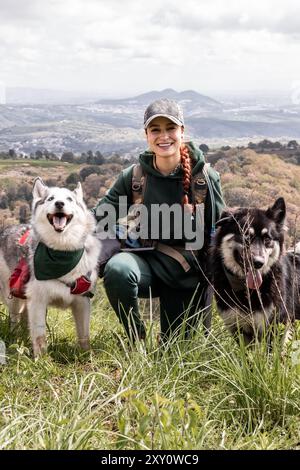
top-left (1, 0), bottom-right (300, 99)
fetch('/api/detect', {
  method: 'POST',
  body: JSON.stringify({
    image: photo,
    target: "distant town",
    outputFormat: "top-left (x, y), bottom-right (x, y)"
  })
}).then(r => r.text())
top-left (1, 88), bottom-right (300, 156)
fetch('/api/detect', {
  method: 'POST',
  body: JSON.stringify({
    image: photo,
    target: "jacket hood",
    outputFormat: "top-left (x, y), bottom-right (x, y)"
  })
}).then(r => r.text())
top-left (138, 141), bottom-right (205, 179)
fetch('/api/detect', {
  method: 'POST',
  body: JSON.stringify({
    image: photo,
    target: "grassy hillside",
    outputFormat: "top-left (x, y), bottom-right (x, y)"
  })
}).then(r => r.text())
top-left (212, 148), bottom-right (300, 242)
top-left (0, 160), bottom-right (123, 226)
top-left (1, 152), bottom-right (300, 449)
top-left (1, 148), bottom-right (300, 242)
top-left (0, 286), bottom-right (300, 450)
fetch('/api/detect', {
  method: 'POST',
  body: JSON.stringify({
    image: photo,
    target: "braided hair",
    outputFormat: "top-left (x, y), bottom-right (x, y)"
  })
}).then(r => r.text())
top-left (180, 144), bottom-right (192, 207)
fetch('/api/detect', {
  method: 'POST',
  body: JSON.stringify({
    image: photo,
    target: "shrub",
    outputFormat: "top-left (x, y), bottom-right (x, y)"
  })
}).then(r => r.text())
top-left (79, 166), bottom-right (101, 181)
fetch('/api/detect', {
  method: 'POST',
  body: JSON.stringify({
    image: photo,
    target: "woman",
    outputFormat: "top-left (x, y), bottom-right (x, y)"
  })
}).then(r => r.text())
top-left (93, 98), bottom-right (225, 342)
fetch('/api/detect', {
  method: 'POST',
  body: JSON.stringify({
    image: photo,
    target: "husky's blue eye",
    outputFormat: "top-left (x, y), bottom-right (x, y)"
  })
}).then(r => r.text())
top-left (48, 196), bottom-right (54, 201)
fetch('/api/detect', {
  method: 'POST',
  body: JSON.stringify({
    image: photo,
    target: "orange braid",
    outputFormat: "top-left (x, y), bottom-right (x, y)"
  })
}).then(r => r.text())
top-left (180, 144), bottom-right (192, 206)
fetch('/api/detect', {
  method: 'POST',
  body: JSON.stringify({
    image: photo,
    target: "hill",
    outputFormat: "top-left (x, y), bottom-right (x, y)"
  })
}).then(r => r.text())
top-left (1, 148), bottom-right (300, 243)
top-left (0, 159), bottom-right (123, 226)
top-left (97, 88), bottom-right (221, 109)
top-left (210, 148), bottom-right (300, 242)
top-left (1, 88), bottom-right (300, 155)
top-left (1, 147), bottom-right (300, 450)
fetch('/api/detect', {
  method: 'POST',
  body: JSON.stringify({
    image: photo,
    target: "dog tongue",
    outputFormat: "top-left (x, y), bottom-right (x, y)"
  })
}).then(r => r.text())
top-left (246, 270), bottom-right (263, 290)
top-left (53, 215), bottom-right (67, 231)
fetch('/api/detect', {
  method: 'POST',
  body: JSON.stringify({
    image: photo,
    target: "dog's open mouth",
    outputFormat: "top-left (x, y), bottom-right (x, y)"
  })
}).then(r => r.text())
top-left (246, 269), bottom-right (263, 290)
top-left (47, 213), bottom-right (73, 232)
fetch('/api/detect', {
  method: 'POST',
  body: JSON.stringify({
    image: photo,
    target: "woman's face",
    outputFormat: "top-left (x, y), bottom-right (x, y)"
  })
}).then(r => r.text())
top-left (145, 117), bottom-right (184, 159)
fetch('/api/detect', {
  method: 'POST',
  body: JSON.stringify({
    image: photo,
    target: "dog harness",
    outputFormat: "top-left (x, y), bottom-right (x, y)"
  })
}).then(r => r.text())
top-left (9, 228), bottom-right (93, 298)
top-left (33, 242), bottom-right (94, 297)
top-left (9, 227), bottom-right (31, 299)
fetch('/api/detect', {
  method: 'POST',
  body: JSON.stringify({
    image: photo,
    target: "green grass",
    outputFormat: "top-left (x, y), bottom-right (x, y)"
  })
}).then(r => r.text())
top-left (0, 159), bottom-right (71, 167)
top-left (0, 283), bottom-right (300, 450)
top-left (0, 159), bottom-right (80, 174)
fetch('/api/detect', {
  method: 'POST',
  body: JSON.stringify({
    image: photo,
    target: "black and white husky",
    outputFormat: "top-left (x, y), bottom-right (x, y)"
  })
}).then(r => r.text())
top-left (211, 197), bottom-right (300, 344)
top-left (0, 178), bottom-right (101, 357)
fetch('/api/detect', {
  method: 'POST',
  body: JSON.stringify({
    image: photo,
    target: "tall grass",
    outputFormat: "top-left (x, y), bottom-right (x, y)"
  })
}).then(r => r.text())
top-left (0, 285), bottom-right (300, 450)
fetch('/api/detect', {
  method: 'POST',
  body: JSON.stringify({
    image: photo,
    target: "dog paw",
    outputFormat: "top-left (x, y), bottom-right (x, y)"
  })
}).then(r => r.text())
top-left (33, 335), bottom-right (47, 358)
top-left (78, 338), bottom-right (90, 351)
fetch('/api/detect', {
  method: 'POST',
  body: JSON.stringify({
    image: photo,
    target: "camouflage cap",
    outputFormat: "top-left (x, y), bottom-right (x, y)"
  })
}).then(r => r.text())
top-left (144, 98), bottom-right (184, 129)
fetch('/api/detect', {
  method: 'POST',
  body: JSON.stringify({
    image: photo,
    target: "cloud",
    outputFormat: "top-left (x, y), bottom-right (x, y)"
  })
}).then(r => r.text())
top-left (0, 0), bottom-right (300, 94)
top-left (150, 0), bottom-right (300, 37)
top-left (0, 0), bottom-right (40, 20)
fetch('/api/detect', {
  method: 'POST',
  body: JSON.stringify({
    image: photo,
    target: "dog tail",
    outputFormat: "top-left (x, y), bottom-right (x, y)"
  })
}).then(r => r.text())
top-left (295, 242), bottom-right (300, 254)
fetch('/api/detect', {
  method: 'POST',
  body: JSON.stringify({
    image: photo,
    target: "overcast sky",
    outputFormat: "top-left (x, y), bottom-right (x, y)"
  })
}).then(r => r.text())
top-left (1, 0), bottom-right (300, 98)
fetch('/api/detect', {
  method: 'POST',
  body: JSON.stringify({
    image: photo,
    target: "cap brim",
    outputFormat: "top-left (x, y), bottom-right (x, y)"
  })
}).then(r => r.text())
top-left (144, 114), bottom-right (184, 129)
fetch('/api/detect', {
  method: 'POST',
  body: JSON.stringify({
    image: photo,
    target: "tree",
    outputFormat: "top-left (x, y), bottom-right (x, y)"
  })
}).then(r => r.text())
top-left (61, 151), bottom-right (75, 163)
top-left (43, 149), bottom-right (50, 160)
top-left (8, 148), bottom-right (17, 159)
top-left (66, 172), bottom-right (81, 186)
top-left (35, 150), bottom-right (43, 160)
top-left (86, 150), bottom-right (94, 164)
top-left (79, 165), bottom-right (100, 181)
top-left (95, 150), bottom-right (105, 165)
top-left (221, 145), bottom-right (231, 151)
top-left (248, 142), bottom-right (257, 149)
top-left (287, 140), bottom-right (299, 149)
top-left (79, 152), bottom-right (87, 164)
top-left (257, 139), bottom-right (273, 149)
top-left (109, 153), bottom-right (122, 164)
top-left (0, 152), bottom-right (9, 159)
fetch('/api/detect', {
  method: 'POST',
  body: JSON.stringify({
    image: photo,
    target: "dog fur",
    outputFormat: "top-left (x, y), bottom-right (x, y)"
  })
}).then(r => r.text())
top-left (210, 197), bottom-right (300, 344)
top-left (0, 178), bottom-right (101, 357)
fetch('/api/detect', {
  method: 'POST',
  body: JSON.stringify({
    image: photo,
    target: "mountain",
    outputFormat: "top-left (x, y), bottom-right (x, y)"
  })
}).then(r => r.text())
top-left (0, 89), bottom-right (300, 154)
top-left (96, 88), bottom-right (221, 110)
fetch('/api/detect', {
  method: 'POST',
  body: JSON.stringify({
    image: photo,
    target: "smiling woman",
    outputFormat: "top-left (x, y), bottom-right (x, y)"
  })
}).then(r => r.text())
top-left (93, 98), bottom-right (225, 343)
top-left (146, 117), bottom-right (184, 172)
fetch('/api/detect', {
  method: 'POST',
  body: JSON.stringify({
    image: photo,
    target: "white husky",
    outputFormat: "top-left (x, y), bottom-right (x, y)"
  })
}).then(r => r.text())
top-left (0, 178), bottom-right (101, 357)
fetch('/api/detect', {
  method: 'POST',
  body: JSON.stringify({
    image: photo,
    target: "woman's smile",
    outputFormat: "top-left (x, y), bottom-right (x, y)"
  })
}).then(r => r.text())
top-left (157, 142), bottom-right (174, 149)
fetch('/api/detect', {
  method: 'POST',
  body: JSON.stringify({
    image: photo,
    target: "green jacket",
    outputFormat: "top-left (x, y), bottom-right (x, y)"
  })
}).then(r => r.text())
top-left (93, 142), bottom-right (225, 288)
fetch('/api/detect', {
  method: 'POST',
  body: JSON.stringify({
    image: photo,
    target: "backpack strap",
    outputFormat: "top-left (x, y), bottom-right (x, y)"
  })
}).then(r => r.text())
top-left (128, 162), bottom-right (215, 272)
top-left (191, 164), bottom-right (208, 205)
top-left (156, 243), bottom-right (198, 272)
top-left (202, 163), bottom-right (216, 233)
top-left (192, 162), bottom-right (216, 233)
top-left (132, 163), bottom-right (147, 204)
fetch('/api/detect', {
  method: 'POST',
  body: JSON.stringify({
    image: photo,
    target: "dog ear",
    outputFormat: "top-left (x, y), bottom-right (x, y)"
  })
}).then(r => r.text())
top-left (73, 182), bottom-right (83, 202)
top-left (33, 177), bottom-right (48, 200)
top-left (266, 197), bottom-right (286, 225)
top-left (216, 208), bottom-right (237, 227)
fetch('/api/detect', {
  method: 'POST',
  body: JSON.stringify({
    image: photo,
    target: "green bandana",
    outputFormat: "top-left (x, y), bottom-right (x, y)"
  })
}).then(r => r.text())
top-left (34, 242), bottom-right (84, 281)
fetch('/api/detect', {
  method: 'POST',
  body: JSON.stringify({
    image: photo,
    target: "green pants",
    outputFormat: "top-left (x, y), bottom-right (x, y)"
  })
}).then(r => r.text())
top-left (103, 252), bottom-right (211, 341)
